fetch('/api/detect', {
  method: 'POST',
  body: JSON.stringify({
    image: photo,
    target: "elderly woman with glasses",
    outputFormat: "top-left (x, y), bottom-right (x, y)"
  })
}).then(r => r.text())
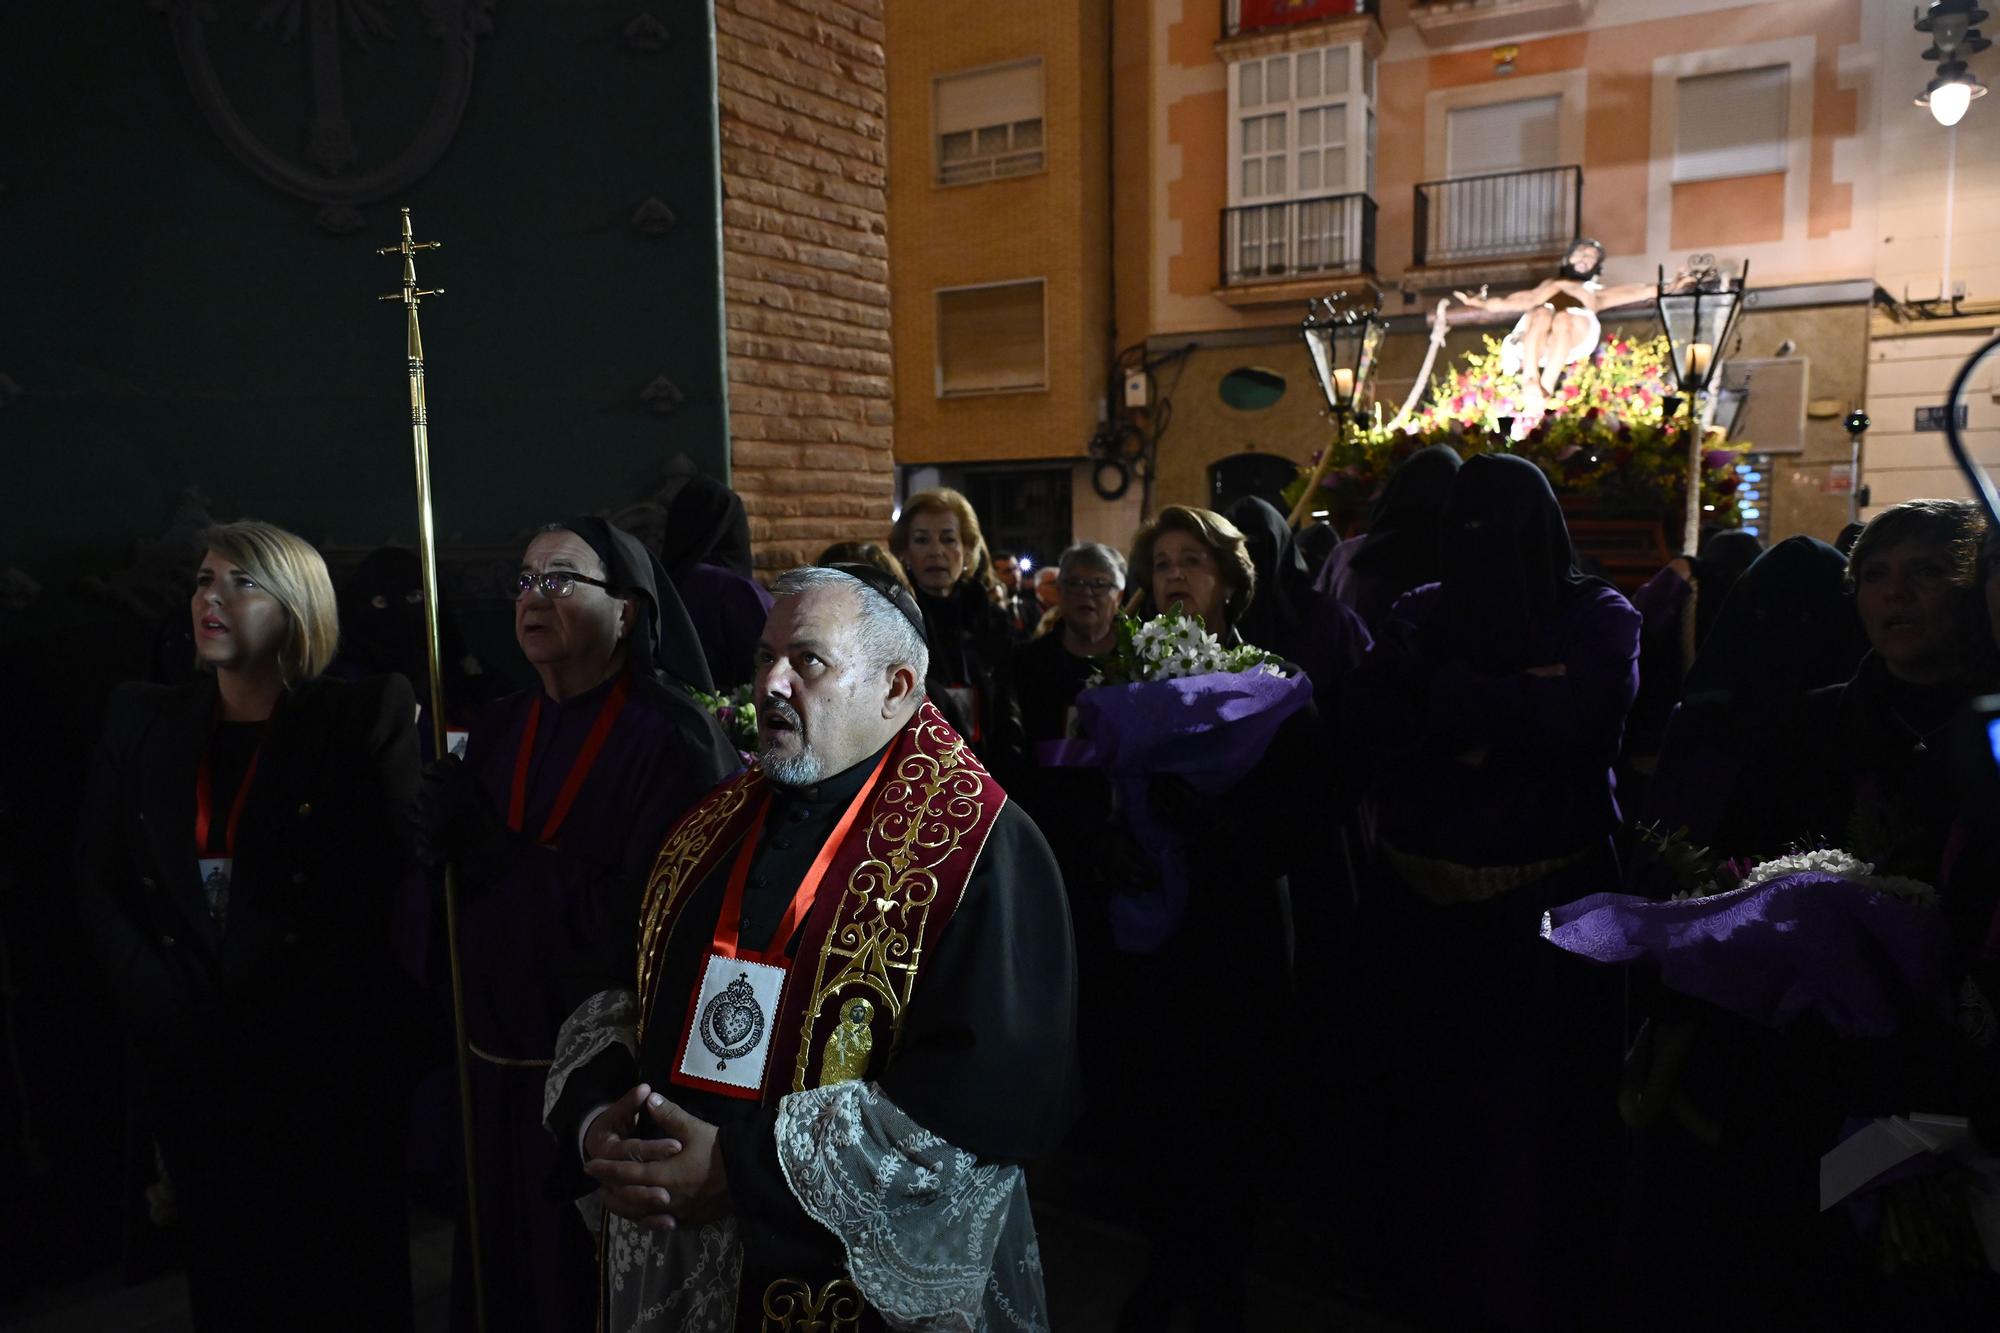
top-left (1014, 543), bottom-right (1125, 745)
top-left (414, 516), bottom-right (738, 1333)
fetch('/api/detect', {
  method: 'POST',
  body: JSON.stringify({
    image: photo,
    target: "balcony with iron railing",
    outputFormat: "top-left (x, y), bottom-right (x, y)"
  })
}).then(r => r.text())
top-left (1222, 192), bottom-right (1377, 291)
top-left (1223, 0), bottom-right (1371, 39)
top-left (1412, 164), bottom-right (1582, 271)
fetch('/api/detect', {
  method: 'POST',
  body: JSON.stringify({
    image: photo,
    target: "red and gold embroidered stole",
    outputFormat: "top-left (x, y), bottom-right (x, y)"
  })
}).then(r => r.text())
top-left (634, 701), bottom-right (1005, 1098)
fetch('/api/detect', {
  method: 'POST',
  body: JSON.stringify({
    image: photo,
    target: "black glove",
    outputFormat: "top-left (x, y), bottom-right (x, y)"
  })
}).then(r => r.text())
top-left (412, 754), bottom-right (529, 887)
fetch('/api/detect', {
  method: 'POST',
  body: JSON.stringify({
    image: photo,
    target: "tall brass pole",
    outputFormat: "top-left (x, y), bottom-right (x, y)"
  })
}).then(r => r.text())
top-left (377, 208), bottom-right (487, 1333)
top-left (1287, 409), bottom-right (1347, 529)
top-left (1681, 394), bottom-right (1703, 556)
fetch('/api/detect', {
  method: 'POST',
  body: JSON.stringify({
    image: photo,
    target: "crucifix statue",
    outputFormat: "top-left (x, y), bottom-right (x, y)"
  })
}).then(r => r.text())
top-left (1453, 238), bottom-right (1693, 414)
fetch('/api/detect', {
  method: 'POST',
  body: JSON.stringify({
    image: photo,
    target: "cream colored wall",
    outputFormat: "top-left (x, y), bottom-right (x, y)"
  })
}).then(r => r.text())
top-left (1851, 3), bottom-right (2000, 519)
top-left (1862, 331), bottom-right (2000, 520)
top-left (1870, 2), bottom-right (2000, 305)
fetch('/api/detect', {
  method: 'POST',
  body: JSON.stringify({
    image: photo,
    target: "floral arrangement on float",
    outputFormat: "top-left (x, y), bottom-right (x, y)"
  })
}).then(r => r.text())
top-left (1281, 334), bottom-right (1752, 532)
top-left (1040, 605), bottom-right (1308, 954)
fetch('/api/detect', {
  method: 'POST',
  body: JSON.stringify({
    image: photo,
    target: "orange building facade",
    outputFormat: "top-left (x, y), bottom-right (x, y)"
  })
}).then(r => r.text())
top-left (887, 0), bottom-right (2000, 549)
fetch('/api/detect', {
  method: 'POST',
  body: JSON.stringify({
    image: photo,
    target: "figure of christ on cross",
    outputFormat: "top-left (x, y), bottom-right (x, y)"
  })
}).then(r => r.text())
top-left (1453, 239), bottom-right (1694, 417)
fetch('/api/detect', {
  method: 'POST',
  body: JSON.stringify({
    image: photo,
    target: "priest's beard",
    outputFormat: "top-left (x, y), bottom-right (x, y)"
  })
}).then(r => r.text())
top-left (758, 700), bottom-right (823, 787)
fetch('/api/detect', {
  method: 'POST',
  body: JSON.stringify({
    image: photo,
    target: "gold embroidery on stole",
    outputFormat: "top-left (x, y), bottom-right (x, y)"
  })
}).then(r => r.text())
top-left (759, 1276), bottom-right (863, 1332)
top-left (635, 779), bottom-right (755, 1042)
top-left (816, 997), bottom-right (875, 1086)
top-left (790, 713), bottom-right (989, 1092)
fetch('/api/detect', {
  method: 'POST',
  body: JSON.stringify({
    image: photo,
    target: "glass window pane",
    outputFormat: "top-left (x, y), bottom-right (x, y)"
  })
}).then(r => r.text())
top-left (1014, 118), bottom-right (1043, 149)
top-left (941, 130), bottom-right (975, 163)
top-left (1324, 146), bottom-right (1347, 190)
top-left (1299, 107), bottom-right (1320, 148)
top-left (1320, 103), bottom-right (1345, 145)
top-left (1267, 115), bottom-right (1286, 150)
top-left (1363, 54), bottom-right (1375, 98)
top-left (1267, 55), bottom-right (1290, 104)
top-left (976, 125), bottom-right (1009, 156)
top-left (1243, 159), bottom-right (1262, 196)
top-left (1325, 47), bottom-right (1349, 97)
top-left (1298, 51), bottom-right (1321, 100)
top-left (1269, 157), bottom-right (1286, 194)
top-left (1240, 63), bottom-right (1262, 108)
top-left (1242, 118), bottom-right (1262, 153)
top-left (1300, 153), bottom-right (1321, 192)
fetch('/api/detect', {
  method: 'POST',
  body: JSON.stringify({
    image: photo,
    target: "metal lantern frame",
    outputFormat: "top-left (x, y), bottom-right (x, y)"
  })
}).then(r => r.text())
top-left (1287, 294), bottom-right (1388, 527)
top-left (1302, 294), bottom-right (1387, 420)
top-left (1656, 262), bottom-right (1749, 551)
top-left (1915, 2), bottom-right (1991, 124)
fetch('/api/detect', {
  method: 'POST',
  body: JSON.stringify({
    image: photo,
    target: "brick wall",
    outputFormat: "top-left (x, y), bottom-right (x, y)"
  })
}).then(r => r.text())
top-left (716, 0), bottom-right (896, 575)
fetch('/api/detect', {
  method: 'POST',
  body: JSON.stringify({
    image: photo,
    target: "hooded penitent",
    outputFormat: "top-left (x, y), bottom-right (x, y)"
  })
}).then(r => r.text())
top-left (1426, 452), bottom-right (1598, 675)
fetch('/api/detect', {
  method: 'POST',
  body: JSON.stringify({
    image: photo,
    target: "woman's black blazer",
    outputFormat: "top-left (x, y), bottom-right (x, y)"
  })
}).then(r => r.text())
top-left (77, 672), bottom-right (421, 1116)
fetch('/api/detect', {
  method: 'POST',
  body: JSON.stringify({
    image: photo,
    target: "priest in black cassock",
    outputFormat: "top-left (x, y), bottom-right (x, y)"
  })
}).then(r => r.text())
top-left (544, 563), bottom-right (1077, 1332)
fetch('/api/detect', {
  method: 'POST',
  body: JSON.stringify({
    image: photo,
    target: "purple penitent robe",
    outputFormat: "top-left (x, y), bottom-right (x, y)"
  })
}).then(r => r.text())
top-left (448, 673), bottom-right (737, 1333)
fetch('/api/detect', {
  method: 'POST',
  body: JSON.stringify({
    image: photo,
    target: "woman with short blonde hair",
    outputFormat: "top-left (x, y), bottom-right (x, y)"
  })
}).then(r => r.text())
top-left (886, 487), bottom-right (1023, 768)
top-left (78, 517), bottom-right (424, 1327)
top-left (891, 487), bottom-right (1000, 599)
top-left (195, 519), bottom-right (340, 684)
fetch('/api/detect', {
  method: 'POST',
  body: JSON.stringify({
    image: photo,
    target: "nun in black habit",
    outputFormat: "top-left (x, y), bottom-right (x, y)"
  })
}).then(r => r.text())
top-left (415, 516), bottom-right (738, 1333)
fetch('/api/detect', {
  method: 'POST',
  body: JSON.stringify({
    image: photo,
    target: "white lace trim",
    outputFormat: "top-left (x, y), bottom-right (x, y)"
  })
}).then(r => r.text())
top-left (776, 1081), bottom-right (1050, 1333)
top-left (600, 1214), bottom-right (743, 1333)
top-left (544, 988), bottom-right (745, 1331)
top-left (543, 987), bottom-right (640, 1125)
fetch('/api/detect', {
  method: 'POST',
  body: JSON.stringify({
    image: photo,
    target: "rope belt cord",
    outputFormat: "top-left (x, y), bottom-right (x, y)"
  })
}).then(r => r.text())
top-left (467, 1042), bottom-right (555, 1069)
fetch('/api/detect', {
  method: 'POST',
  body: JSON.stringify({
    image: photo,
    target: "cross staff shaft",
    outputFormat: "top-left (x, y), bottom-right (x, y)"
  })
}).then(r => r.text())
top-left (375, 207), bottom-right (485, 1333)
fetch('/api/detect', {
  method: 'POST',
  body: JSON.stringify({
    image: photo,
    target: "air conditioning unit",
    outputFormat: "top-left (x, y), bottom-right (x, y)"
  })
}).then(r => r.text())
top-left (1719, 356), bottom-right (1808, 455)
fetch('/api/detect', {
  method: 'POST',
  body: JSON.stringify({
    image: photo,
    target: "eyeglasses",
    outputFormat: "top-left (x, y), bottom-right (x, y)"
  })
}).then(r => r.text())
top-left (515, 569), bottom-right (614, 600)
top-left (1060, 577), bottom-right (1119, 595)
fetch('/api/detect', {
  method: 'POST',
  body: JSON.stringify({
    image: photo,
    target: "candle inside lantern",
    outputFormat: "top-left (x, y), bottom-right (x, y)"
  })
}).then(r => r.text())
top-left (1686, 342), bottom-right (1714, 383)
top-left (1332, 367), bottom-right (1355, 403)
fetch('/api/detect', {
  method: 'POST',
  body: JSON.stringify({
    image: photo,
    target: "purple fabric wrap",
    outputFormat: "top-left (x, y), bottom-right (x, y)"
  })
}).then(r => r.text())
top-left (1039, 667), bottom-right (1311, 953)
top-left (1541, 875), bottom-right (1954, 1037)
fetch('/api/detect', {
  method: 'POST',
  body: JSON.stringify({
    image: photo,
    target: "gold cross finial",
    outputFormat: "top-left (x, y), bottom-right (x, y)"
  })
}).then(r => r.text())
top-left (377, 207), bottom-right (443, 306)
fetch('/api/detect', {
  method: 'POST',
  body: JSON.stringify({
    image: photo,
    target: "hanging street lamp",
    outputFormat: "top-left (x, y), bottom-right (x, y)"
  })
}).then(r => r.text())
top-left (1288, 294), bottom-right (1387, 527)
top-left (1915, 1), bottom-right (1991, 125)
top-left (1657, 260), bottom-right (1748, 552)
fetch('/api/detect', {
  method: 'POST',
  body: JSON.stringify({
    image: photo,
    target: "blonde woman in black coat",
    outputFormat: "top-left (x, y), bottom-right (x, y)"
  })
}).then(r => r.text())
top-left (78, 520), bottom-right (422, 1330)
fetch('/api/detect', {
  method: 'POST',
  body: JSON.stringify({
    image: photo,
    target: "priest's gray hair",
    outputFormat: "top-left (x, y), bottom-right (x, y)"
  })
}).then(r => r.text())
top-left (1058, 541), bottom-right (1127, 589)
top-left (769, 565), bottom-right (930, 693)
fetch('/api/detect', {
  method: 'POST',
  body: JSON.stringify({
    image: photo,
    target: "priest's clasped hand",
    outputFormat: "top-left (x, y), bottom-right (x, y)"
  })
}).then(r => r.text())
top-left (582, 1082), bottom-right (730, 1231)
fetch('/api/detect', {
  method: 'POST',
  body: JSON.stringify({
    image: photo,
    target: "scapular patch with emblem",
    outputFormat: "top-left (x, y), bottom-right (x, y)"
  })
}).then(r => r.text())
top-left (700, 972), bottom-right (766, 1069)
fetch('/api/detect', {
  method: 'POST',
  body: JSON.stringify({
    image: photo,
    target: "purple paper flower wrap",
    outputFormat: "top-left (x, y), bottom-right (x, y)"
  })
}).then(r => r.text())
top-left (1541, 875), bottom-right (1954, 1037)
top-left (1040, 667), bottom-right (1311, 953)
